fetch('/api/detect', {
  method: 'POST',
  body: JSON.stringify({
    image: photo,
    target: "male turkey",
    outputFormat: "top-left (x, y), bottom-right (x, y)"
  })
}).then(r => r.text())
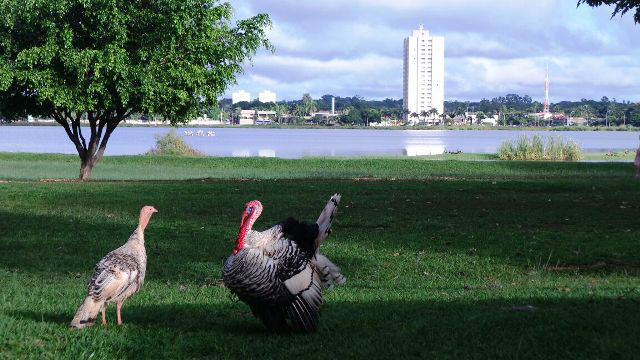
top-left (223, 194), bottom-right (345, 333)
top-left (69, 206), bottom-right (158, 328)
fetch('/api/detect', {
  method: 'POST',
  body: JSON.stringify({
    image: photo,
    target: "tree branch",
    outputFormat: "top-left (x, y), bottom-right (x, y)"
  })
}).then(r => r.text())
top-left (75, 112), bottom-right (87, 150)
top-left (53, 110), bottom-right (86, 158)
top-left (86, 111), bottom-right (100, 157)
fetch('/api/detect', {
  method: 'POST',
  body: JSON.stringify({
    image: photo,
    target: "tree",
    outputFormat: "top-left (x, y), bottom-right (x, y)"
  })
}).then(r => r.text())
top-left (232, 107), bottom-right (243, 125)
top-left (362, 108), bottom-right (380, 126)
top-left (345, 107), bottom-right (363, 124)
top-left (0, 0), bottom-right (271, 179)
top-left (409, 112), bottom-right (418, 124)
top-left (578, 0), bottom-right (640, 23)
top-left (416, 110), bottom-right (426, 124)
top-left (441, 113), bottom-right (450, 125)
top-left (301, 93), bottom-right (317, 117)
top-left (206, 107), bottom-right (222, 122)
top-left (428, 108), bottom-right (439, 120)
top-left (293, 103), bottom-right (306, 124)
top-left (273, 103), bottom-right (287, 124)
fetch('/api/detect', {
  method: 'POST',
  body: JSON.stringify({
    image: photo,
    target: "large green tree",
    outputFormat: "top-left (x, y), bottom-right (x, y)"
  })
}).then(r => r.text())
top-left (578, 0), bottom-right (640, 23)
top-left (0, 0), bottom-right (270, 179)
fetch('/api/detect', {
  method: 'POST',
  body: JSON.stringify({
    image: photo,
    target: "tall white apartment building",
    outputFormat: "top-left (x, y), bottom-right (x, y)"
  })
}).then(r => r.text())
top-left (403, 25), bottom-right (444, 124)
top-left (232, 90), bottom-right (251, 104)
top-left (258, 90), bottom-right (276, 103)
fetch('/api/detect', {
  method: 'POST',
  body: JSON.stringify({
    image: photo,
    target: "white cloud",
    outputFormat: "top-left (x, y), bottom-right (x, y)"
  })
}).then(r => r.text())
top-left (228, 0), bottom-right (640, 101)
top-left (266, 24), bottom-right (306, 51)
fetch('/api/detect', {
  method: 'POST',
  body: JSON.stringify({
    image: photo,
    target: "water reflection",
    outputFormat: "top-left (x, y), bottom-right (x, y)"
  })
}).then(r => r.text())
top-left (404, 144), bottom-right (445, 156)
top-left (258, 149), bottom-right (276, 157)
top-left (0, 127), bottom-right (638, 158)
top-left (231, 149), bottom-right (250, 157)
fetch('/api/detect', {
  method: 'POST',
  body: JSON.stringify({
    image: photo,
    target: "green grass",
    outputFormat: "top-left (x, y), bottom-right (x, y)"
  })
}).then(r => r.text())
top-left (1, 155), bottom-right (639, 359)
top-left (0, 152), bottom-right (635, 181)
top-left (497, 135), bottom-right (582, 161)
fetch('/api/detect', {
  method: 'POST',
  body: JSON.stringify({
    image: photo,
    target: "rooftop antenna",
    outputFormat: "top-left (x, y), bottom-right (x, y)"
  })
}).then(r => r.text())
top-left (331, 96), bottom-right (335, 116)
top-left (543, 64), bottom-right (550, 115)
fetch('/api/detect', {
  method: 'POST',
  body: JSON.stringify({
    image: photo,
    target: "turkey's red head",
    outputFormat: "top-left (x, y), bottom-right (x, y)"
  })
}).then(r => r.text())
top-left (234, 200), bottom-right (263, 254)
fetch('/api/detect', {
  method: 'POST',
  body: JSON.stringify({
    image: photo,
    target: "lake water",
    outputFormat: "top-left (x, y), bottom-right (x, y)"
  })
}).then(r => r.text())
top-left (0, 126), bottom-right (638, 158)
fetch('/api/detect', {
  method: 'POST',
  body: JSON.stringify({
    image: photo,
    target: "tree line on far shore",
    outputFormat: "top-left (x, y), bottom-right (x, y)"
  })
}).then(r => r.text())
top-left (210, 93), bottom-right (640, 127)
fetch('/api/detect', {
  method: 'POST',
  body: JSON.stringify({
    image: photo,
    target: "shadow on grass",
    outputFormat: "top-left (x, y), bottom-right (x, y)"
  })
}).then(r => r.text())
top-left (2, 183), bottom-right (640, 281)
top-left (6, 297), bottom-right (640, 359)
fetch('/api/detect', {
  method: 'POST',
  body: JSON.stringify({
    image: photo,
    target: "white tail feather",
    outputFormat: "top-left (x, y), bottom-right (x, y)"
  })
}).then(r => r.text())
top-left (315, 194), bottom-right (341, 249)
top-left (69, 297), bottom-right (103, 329)
top-left (313, 253), bottom-right (346, 288)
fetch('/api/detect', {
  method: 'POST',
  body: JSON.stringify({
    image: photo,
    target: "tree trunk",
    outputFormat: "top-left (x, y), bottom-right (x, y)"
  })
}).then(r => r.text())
top-left (52, 109), bottom-right (126, 181)
top-left (79, 156), bottom-right (96, 181)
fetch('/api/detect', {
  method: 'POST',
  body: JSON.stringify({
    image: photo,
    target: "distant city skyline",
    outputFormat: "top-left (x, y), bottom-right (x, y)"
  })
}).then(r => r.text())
top-left (227, 1), bottom-right (640, 102)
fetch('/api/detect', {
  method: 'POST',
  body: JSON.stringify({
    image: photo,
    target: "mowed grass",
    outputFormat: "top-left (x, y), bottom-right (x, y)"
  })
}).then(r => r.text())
top-left (0, 152), bottom-right (634, 181)
top-left (0, 156), bottom-right (639, 359)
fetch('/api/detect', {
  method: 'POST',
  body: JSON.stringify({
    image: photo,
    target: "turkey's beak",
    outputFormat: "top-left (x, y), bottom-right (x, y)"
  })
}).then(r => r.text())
top-left (239, 212), bottom-right (249, 227)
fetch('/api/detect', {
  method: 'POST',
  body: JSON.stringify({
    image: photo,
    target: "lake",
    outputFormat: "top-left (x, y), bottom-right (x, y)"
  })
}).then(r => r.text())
top-left (0, 126), bottom-right (638, 158)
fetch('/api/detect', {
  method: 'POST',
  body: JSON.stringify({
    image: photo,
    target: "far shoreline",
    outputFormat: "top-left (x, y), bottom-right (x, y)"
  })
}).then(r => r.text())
top-left (2, 121), bottom-right (640, 132)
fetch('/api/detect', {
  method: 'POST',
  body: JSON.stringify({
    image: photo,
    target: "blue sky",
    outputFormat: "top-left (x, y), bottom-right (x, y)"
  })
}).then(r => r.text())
top-left (226, 1), bottom-right (640, 103)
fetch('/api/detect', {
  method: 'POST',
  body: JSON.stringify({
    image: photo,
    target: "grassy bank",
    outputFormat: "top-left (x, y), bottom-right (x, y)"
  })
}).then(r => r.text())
top-left (0, 152), bottom-right (635, 181)
top-left (1, 156), bottom-right (639, 359)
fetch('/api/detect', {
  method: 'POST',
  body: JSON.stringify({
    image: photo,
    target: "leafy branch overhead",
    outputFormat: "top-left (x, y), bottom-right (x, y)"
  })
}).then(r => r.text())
top-left (0, 0), bottom-right (271, 179)
top-left (577, 0), bottom-right (640, 23)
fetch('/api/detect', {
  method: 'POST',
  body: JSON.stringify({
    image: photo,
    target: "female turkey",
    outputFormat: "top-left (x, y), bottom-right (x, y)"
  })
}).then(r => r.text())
top-left (69, 206), bottom-right (158, 329)
top-left (223, 194), bottom-right (345, 333)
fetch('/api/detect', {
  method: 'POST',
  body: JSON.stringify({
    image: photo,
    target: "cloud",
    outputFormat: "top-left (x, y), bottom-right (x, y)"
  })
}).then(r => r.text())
top-left (227, 1), bottom-right (640, 102)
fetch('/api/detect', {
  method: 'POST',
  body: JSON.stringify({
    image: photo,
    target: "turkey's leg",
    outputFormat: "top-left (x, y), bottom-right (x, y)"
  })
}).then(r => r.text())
top-left (116, 302), bottom-right (123, 325)
top-left (101, 307), bottom-right (107, 325)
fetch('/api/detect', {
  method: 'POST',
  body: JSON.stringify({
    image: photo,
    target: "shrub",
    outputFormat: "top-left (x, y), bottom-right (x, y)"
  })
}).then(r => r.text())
top-left (147, 129), bottom-right (201, 156)
top-left (497, 135), bottom-right (582, 161)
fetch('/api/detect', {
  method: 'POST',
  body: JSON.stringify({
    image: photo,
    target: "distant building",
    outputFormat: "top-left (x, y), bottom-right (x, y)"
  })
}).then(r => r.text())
top-left (232, 90), bottom-right (251, 104)
top-left (481, 115), bottom-right (498, 126)
top-left (258, 90), bottom-right (277, 103)
top-left (403, 25), bottom-right (445, 124)
top-left (239, 109), bottom-right (277, 125)
top-left (567, 117), bottom-right (588, 126)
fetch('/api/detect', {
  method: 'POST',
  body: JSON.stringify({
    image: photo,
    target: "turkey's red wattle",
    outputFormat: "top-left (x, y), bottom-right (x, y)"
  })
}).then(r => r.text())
top-left (234, 211), bottom-right (253, 254)
top-left (233, 201), bottom-right (263, 254)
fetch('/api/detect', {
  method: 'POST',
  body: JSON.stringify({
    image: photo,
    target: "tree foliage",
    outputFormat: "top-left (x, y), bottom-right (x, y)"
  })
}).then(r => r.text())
top-left (0, 0), bottom-right (271, 179)
top-left (578, 0), bottom-right (640, 23)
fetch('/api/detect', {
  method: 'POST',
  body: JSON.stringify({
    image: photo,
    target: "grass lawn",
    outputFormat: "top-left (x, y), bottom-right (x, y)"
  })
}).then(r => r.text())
top-left (1, 155), bottom-right (639, 359)
top-left (0, 152), bottom-right (635, 181)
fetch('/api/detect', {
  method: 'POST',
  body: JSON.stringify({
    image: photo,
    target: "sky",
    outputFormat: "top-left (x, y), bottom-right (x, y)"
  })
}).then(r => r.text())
top-left (226, 1), bottom-right (640, 103)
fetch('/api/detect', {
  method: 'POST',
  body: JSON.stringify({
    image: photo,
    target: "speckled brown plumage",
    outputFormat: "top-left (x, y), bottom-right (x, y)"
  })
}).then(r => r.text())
top-left (70, 206), bottom-right (157, 329)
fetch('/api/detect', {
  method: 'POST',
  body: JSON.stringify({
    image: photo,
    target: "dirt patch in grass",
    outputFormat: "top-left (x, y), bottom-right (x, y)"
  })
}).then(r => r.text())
top-left (545, 261), bottom-right (640, 272)
top-left (39, 178), bottom-right (80, 183)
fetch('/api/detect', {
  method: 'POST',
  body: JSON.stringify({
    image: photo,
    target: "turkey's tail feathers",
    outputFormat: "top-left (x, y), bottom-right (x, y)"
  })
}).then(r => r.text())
top-left (69, 296), bottom-right (103, 329)
top-left (315, 193), bottom-right (341, 249)
top-left (313, 253), bottom-right (346, 288)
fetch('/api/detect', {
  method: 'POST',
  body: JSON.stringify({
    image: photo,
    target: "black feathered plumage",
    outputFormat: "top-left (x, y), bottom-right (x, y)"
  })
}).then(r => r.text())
top-left (222, 194), bottom-right (343, 333)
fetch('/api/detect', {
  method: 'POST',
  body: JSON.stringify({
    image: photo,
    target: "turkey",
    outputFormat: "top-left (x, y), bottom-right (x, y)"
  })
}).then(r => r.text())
top-left (69, 206), bottom-right (158, 329)
top-left (223, 194), bottom-right (345, 333)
